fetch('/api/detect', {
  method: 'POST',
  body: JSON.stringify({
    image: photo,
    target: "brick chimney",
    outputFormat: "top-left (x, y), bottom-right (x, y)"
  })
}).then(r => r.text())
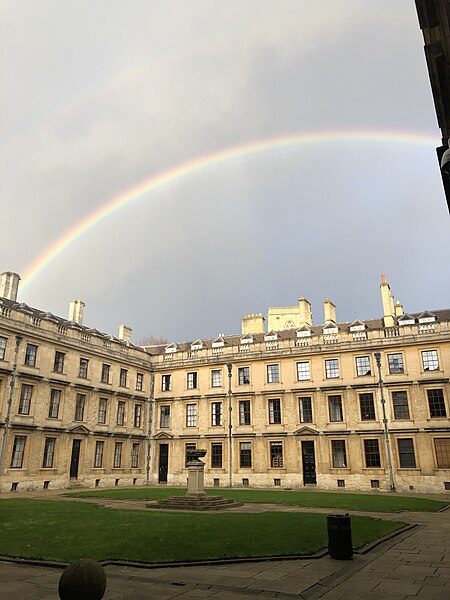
top-left (119, 324), bottom-right (132, 343)
top-left (68, 300), bottom-right (85, 324)
top-left (298, 297), bottom-right (312, 327)
top-left (323, 299), bottom-right (336, 325)
top-left (0, 272), bottom-right (20, 301)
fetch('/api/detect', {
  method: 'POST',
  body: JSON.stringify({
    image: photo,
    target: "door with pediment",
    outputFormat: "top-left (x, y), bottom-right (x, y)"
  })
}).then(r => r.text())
top-left (301, 440), bottom-right (316, 485)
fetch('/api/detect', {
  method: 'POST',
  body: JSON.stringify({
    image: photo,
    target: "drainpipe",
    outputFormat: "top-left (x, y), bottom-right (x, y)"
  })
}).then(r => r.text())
top-left (227, 363), bottom-right (233, 488)
top-left (0, 335), bottom-right (22, 479)
top-left (374, 352), bottom-right (396, 492)
top-left (146, 366), bottom-right (155, 485)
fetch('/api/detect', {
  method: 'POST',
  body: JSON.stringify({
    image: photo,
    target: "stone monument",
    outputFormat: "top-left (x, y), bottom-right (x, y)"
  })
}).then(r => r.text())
top-left (147, 449), bottom-right (243, 511)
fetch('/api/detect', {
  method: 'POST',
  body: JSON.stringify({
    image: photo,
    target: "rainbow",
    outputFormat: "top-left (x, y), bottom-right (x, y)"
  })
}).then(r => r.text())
top-left (21, 129), bottom-right (438, 290)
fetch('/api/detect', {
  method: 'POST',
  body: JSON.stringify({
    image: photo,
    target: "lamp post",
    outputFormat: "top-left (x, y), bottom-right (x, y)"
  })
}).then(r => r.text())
top-left (0, 334), bottom-right (22, 478)
top-left (374, 352), bottom-right (396, 493)
top-left (227, 363), bottom-right (232, 488)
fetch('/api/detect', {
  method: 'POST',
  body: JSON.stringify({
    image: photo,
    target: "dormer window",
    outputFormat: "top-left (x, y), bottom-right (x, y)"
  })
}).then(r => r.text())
top-left (191, 340), bottom-right (204, 351)
top-left (398, 314), bottom-right (415, 326)
top-left (418, 311), bottom-right (437, 324)
top-left (165, 343), bottom-right (178, 354)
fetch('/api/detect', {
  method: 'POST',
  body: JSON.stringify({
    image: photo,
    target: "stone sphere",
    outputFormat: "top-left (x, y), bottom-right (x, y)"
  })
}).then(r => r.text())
top-left (58, 559), bottom-right (106, 600)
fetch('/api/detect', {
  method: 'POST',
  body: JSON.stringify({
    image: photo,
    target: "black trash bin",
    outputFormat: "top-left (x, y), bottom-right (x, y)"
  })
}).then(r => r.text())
top-left (327, 513), bottom-right (353, 560)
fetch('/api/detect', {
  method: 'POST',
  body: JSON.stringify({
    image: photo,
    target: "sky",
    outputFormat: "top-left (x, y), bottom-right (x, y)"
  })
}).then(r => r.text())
top-left (1, 1), bottom-right (449, 344)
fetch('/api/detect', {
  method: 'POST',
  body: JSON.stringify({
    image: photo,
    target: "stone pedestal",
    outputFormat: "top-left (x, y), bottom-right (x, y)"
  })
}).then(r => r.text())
top-left (186, 459), bottom-right (206, 497)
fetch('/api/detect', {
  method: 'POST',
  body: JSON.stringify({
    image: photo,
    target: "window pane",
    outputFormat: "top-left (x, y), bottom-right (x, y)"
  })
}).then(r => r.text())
top-left (296, 362), bottom-right (310, 381)
top-left (43, 438), bottom-right (55, 468)
top-left (240, 442), bottom-right (252, 468)
top-left (268, 399), bottom-right (281, 424)
top-left (187, 372), bottom-right (198, 389)
top-left (11, 436), bottom-right (26, 468)
top-left (160, 405), bottom-right (170, 428)
top-left (211, 370), bottom-right (222, 387)
top-left (211, 443), bottom-right (223, 468)
top-left (434, 439), bottom-right (450, 469)
top-left (211, 402), bottom-right (222, 426)
top-left (422, 350), bottom-right (439, 371)
top-left (364, 439), bottom-right (381, 467)
top-left (388, 353), bottom-right (404, 374)
top-left (25, 344), bottom-right (37, 367)
top-left (49, 389), bottom-right (61, 418)
top-left (19, 384), bottom-right (33, 415)
top-left (186, 404), bottom-right (197, 427)
top-left (0, 336), bottom-right (7, 360)
top-left (328, 395), bottom-right (343, 422)
top-left (325, 359), bottom-right (339, 379)
top-left (331, 440), bottom-right (347, 468)
top-left (238, 367), bottom-right (250, 385)
top-left (428, 389), bottom-right (447, 418)
top-left (270, 442), bottom-right (283, 467)
top-left (54, 351), bottom-right (65, 373)
top-left (356, 356), bottom-right (371, 376)
top-left (162, 374), bottom-right (171, 391)
top-left (98, 398), bottom-right (107, 424)
top-left (359, 393), bottom-right (375, 420)
top-left (299, 397), bottom-right (313, 423)
top-left (75, 394), bottom-right (85, 421)
top-left (186, 443), bottom-right (196, 466)
top-left (397, 439), bottom-right (416, 468)
top-left (239, 400), bottom-right (251, 425)
top-left (392, 391), bottom-right (410, 419)
top-left (267, 364), bottom-right (279, 383)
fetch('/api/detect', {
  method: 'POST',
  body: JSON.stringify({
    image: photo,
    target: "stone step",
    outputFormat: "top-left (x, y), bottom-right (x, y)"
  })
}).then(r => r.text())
top-left (146, 495), bottom-right (244, 511)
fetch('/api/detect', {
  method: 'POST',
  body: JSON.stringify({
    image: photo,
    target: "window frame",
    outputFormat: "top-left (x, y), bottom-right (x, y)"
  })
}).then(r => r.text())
top-left (10, 435), bottom-right (26, 468)
top-left (75, 394), bottom-right (85, 421)
top-left (211, 369), bottom-right (223, 388)
top-left (359, 392), bottom-right (376, 421)
top-left (24, 343), bottom-right (38, 367)
top-left (160, 405), bottom-right (170, 428)
top-left (270, 441), bottom-right (283, 468)
top-left (299, 396), bottom-right (313, 423)
top-left (186, 403), bottom-right (197, 427)
top-left (434, 438), bottom-right (450, 469)
top-left (134, 404), bottom-right (142, 428)
top-left (136, 372), bottom-right (144, 391)
top-left (187, 371), bottom-right (198, 389)
top-left (325, 359), bottom-right (340, 379)
top-left (48, 389), bottom-right (61, 419)
top-left (397, 438), bottom-right (417, 468)
top-left (0, 336), bottom-right (7, 360)
top-left (427, 389), bottom-right (447, 418)
top-left (113, 442), bottom-right (123, 468)
top-left (211, 402), bottom-right (222, 426)
top-left (162, 374), bottom-right (172, 392)
top-left (94, 441), bottom-right (104, 468)
top-left (238, 366), bottom-right (250, 385)
top-left (239, 400), bottom-right (251, 425)
top-left (296, 361), bottom-right (311, 381)
top-left (331, 439), bottom-right (347, 468)
top-left (268, 398), bottom-right (282, 424)
top-left (239, 442), bottom-right (252, 468)
top-left (211, 443), bottom-right (223, 468)
top-left (355, 355), bottom-right (371, 377)
top-left (53, 351), bottom-right (65, 374)
top-left (43, 437), bottom-right (56, 468)
top-left (98, 397), bottom-right (108, 424)
top-left (79, 357), bottom-right (89, 379)
top-left (392, 391), bottom-right (410, 420)
top-left (18, 384), bottom-right (33, 415)
top-left (421, 349), bottom-right (439, 371)
top-left (267, 364), bottom-right (280, 384)
top-left (101, 363), bottom-right (110, 384)
top-left (328, 395), bottom-right (343, 422)
top-left (131, 443), bottom-right (140, 468)
top-left (388, 353), bottom-right (404, 374)
top-left (363, 439), bottom-right (381, 468)
top-left (119, 368), bottom-right (128, 388)
top-left (185, 443), bottom-right (196, 466)
top-left (116, 401), bottom-right (126, 426)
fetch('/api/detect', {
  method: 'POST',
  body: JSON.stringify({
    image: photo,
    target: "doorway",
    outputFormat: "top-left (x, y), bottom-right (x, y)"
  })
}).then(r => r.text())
top-left (70, 439), bottom-right (81, 478)
top-left (158, 444), bottom-right (169, 483)
top-left (301, 440), bottom-right (317, 485)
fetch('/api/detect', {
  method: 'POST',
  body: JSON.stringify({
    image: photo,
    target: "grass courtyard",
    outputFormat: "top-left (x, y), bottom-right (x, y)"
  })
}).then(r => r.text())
top-left (0, 498), bottom-right (406, 563)
top-left (67, 486), bottom-right (448, 513)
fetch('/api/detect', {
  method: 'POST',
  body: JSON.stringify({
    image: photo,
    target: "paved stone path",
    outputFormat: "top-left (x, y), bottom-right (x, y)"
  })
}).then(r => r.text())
top-left (0, 491), bottom-right (449, 599)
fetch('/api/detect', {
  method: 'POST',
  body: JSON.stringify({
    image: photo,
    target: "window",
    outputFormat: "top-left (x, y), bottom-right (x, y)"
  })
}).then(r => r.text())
top-left (134, 404), bottom-right (142, 428)
top-left (43, 438), bottom-right (56, 468)
top-left (131, 443), bottom-right (140, 468)
top-left (136, 372), bottom-right (144, 391)
top-left (359, 393), bottom-right (375, 421)
top-left (238, 367), bottom-right (250, 385)
top-left (268, 399), bottom-right (281, 424)
top-left (24, 343), bottom-right (37, 367)
top-left (428, 389), bottom-right (447, 418)
top-left (113, 442), bottom-right (122, 468)
top-left (117, 401), bottom-right (125, 426)
top-left (211, 369), bottom-right (222, 387)
top-left (0, 336), bottom-right (7, 360)
top-left (388, 353), bottom-right (404, 374)
top-left (240, 442), bottom-right (252, 468)
top-left (328, 395), bottom-right (343, 422)
top-left (239, 400), bottom-right (251, 425)
top-left (53, 351), bottom-right (65, 373)
top-left (211, 402), bottom-right (222, 426)
top-left (187, 372), bottom-right (198, 389)
top-left (186, 404), bottom-right (197, 427)
top-left (267, 364), bottom-right (280, 383)
top-left (392, 391), bottom-right (410, 419)
top-left (10, 436), bottom-right (26, 468)
top-left (185, 443), bottom-right (196, 466)
top-left (94, 441), bottom-right (104, 468)
top-left (160, 405), bottom-right (170, 428)
top-left (331, 440), bottom-right (347, 468)
top-left (18, 384), bottom-right (33, 415)
top-left (48, 389), bottom-right (61, 419)
top-left (162, 374), bottom-right (171, 391)
top-left (299, 397), bottom-right (313, 423)
top-left (296, 361), bottom-right (310, 381)
top-left (79, 358), bottom-right (89, 378)
top-left (364, 439), bottom-right (381, 468)
top-left (435, 439), bottom-right (450, 469)
top-left (211, 443), bottom-right (223, 468)
top-left (270, 442), bottom-right (283, 467)
top-left (98, 398), bottom-right (107, 424)
top-left (397, 439), bottom-right (416, 468)
top-left (75, 394), bottom-right (85, 421)
top-left (119, 368), bottom-right (128, 387)
top-left (101, 364), bottom-right (110, 384)
top-left (422, 350), bottom-right (439, 371)
top-left (356, 356), bottom-right (371, 376)
top-left (325, 359), bottom-right (339, 379)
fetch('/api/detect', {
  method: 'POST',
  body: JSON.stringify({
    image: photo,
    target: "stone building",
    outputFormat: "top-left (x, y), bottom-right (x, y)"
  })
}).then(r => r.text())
top-left (0, 272), bottom-right (151, 492)
top-left (1, 270), bottom-right (449, 494)
top-left (148, 276), bottom-right (450, 494)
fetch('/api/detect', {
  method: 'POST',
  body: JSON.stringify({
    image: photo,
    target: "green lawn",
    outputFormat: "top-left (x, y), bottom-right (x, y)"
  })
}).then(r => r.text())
top-left (66, 487), bottom-right (448, 513)
top-left (0, 499), bottom-right (405, 563)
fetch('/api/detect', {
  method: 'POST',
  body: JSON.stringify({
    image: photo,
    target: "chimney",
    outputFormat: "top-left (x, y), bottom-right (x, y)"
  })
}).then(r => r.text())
top-left (0, 271), bottom-right (20, 301)
top-left (380, 274), bottom-right (395, 327)
top-left (119, 324), bottom-right (132, 344)
top-left (323, 299), bottom-right (336, 325)
top-left (241, 313), bottom-right (265, 334)
top-left (394, 300), bottom-right (404, 317)
top-left (298, 297), bottom-right (312, 327)
top-left (68, 300), bottom-right (85, 325)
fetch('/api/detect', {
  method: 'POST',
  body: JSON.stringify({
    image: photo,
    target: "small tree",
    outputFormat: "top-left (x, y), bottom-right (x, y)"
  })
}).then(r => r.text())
top-left (138, 334), bottom-right (168, 347)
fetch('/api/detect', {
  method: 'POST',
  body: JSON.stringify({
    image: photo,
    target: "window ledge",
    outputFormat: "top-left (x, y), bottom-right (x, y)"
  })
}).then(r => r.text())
top-left (397, 468), bottom-right (421, 472)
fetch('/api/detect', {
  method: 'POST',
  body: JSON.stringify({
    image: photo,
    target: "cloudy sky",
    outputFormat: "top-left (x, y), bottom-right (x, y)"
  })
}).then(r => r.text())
top-left (1, 1), bottom-right (449, 343)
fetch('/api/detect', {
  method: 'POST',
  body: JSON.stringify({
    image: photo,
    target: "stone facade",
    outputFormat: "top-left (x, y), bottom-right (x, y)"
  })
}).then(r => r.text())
top-left (1, 272), bottom-right (449, 494)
